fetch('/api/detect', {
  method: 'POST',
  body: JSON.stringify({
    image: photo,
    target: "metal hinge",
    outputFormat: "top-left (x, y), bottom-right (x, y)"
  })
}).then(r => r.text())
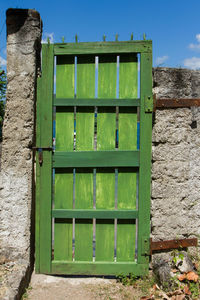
top-left (144, 95), bottom-right (153, 113)
top-left (141, 237), bottom-right (198, 256)
top-left (141, 237), bottom-right (150, 256)
top-left (32, 147), bottom-right (53, 165)
top-left (150, 238), bottom-right (198, 255)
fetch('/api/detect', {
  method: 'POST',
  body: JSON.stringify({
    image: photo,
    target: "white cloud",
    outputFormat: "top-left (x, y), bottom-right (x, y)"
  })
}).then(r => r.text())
top-left (196, 34), bottom-right (200, 43)
top-left (0, 56), bottom-right (7, 66)
top-left (183, 57), bottom-right (200, 69)
top-left (189, 43), bottom-right (200, 50)
top-left (155, 55), bottom-right (169, 66)
top-left (188, 34), bottom-right (200, 51)
top-left (42, 32), bottom-right (54, 44)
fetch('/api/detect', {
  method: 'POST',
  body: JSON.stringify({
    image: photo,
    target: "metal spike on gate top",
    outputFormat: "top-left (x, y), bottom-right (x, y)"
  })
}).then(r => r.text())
top-left (61, 36), bottom-right (65, 43)
top-left (75, 34), bottom-right (78, 43)
top-left (115, 34), bottom-right (119, 42)
top-left (103, 34), bottom-right (106, 42)
top-left (143, 33), bottom-right (146, 40)
top-left (130, 33), bottom-right (133, 41)
top-left (47, 37), bottom-right (50, 44)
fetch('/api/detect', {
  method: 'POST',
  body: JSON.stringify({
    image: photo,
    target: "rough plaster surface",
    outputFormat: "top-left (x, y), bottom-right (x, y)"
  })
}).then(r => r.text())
top-left (0, 9), bottom-right (41, 299)
top-left (152, 68), bottom-right (200, 243)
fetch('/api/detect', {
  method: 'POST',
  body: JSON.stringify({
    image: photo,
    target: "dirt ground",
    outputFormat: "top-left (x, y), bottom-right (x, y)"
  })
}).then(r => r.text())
top-left (24, 272), bottom-right (146, 300)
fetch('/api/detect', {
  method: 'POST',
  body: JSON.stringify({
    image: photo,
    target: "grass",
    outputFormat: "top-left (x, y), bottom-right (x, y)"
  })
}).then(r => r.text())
top-left (21, 286), bottom-right (32, 300)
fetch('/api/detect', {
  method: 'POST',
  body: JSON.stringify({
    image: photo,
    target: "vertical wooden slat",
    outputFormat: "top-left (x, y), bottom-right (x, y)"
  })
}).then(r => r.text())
top-left (54, 170), bottom-right (73, 260)
top-left (37, 44), bottom-right (54, 273)
top-left (55, 56), bottom-right (74, 150)
top-left (35, 76), bottom-right (41, 273)
top-left (54, 55), bottom-right (74, 261)
top-left (117, 54), bottom-right (138, 261)
top-left (137, 52), bottom-right (152, 264)
top-left (75, 55), bottom-right (95, 261)
top-left (96, 55), bottom-right (116, 261)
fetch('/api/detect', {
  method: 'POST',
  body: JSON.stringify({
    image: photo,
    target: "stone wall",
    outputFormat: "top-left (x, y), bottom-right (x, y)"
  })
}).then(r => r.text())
top-left (0, 9), bottom-right (42, 299)
top-left (152, 68), bottom-right (200, 244)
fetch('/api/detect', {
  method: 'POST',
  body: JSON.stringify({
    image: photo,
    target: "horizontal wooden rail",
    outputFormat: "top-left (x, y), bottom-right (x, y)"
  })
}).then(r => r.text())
top-left (52, 261), bottom-right (148, 276)
top-left (54, 98), bottom-right (140, 107)
top-left (53, 151), bottom-right (139, 168)
top-left (54, 41), bottom-right (152, 55)
top-left (52, 209), bottom-right (138, 219)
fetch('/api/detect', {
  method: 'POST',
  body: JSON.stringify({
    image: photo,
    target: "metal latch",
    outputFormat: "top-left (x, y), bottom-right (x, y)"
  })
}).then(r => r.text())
top-left (32, 147), bottom-right (53, 166)
top-left (144, 95), bottom-right (153, 113)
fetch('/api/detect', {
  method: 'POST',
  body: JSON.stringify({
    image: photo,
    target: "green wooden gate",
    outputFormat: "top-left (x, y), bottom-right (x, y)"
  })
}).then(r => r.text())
top-left (36, 40), bottom-right (153, 276)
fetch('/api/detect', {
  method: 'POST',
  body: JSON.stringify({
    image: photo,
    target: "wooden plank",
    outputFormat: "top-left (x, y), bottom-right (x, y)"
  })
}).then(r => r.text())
top-left (117, 54), bottom-right (138, 262)
top-left (137, 52), bottom-right (152, 265)
top-left (54, 98), bottom-right (140, 107)
top-left (35, 77), bottom-right (41, 273)
top-left (53, 151), bottom-right (139, 168)
top-left (52, 209), bottom-right (138, 219)
top-left (37, 44), bottom-right (54, 273)
top-left (54, 41), bottom-right (152, 55)
top-left (54, 169), bottom-right (73, 260)
top-left (75, 55), bottom-right (95, 261)
top-left (55, 56), bottom-right (74, 151)
top-left (54, 55), bottom-right (74, 261)
top-left (52, 261), bottom-right (148, 276)
top-left (96, 54), bottom-right (117, 262)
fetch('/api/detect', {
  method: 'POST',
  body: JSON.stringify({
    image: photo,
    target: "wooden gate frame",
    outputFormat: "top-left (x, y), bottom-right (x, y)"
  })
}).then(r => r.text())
top-left (36, 40), bottom-right (153, 275)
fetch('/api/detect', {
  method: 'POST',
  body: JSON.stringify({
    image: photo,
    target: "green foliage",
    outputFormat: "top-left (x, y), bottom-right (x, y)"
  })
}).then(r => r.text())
top-left (0, 71), bottom-right (6, 100)
top-left (22, 286), bottom-right (32, 299)
top-left (171, 249), bottom-right (184, 265)
top-left (0, 100), bottom-right (4, 125)
top-left (117, 273), bottom-right (157, 298)
top-left (117, 273), bottom-right (138, 286)
top-left (189, 281), bottom-right (200, 299)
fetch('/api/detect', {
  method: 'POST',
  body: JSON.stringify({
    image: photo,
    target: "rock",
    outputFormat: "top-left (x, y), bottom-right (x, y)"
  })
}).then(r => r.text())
top-left (153, 257), bottom-right (173, 289)
top-left (174, 251), bottom-right (194, 273)
top-left (0, 255), bottom-right (7, 265)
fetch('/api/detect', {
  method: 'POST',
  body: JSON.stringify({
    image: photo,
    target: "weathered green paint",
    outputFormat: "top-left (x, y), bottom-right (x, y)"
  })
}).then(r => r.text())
top-left (54, 98), bottom-right (140, 107)
top-left (96, 55), bottom-right (116, 262)
top-left (75, 55), bottom-right (95, 261)
top-left (137, 52), bottom-right (152, 265)
top-left (117, 54), bottom-right (138, 262)
top-left (54, 40), bottom-right (152, 55)
top-left (53, 151), bottom-right (139, 168)
top-left (52, 261), bottom-right (148, 276)
top-left (54, 169), bottom-right (73, 260)
top-left (36, 40), bottom-right (152, 276)
top-left (52, 209), bottom-right (138, 219)
top-left (35, 77), bottom-right (41, 273)
top-left (54, 55), bottom-right (74, 262)
top-left (55, 56), bottom-right (74, 151)
top-left (36, 44), bottom-right (54, 273)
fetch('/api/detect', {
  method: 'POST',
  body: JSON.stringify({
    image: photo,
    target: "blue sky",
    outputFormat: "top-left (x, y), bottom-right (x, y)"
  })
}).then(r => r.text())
top-left (0, 0), bottom-right (200, 70)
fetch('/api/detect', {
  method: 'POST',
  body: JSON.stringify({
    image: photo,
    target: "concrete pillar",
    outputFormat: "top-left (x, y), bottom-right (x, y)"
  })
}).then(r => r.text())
top-left (0, 8), bottom-right (42, 264)
top-left (152, 67), bottom-right (200, 243)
